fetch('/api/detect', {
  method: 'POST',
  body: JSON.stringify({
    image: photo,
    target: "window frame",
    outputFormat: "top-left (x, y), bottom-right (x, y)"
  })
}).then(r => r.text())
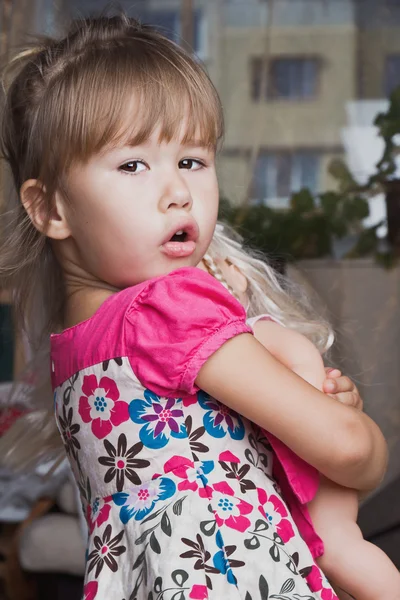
top-left (250, 55), bottom-right (321, 102)
top-left (384, 53), bottom-right (400, 98)
top-left (251, 148), bottom-right (321, 208)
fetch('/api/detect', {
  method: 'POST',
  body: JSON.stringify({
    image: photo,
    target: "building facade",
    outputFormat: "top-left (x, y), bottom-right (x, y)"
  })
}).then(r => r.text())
top-left (7, 0), bottom-right (400, 209)
top-left (217, 0), bottom-right (357, 207)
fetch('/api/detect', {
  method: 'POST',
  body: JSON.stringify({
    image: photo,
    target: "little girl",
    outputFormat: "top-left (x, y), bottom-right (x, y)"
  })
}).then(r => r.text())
top-left (201, 230), bottom-right (400, 599)
top-left (0, 13), bottom-right (391, 600)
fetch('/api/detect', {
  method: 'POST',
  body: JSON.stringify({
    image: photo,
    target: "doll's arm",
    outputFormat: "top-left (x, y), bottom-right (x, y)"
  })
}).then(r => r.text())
top-left (251, 319), bottom-right (326, 391)
top-left (195, 333), bottom-right (387, 492)
top-left (254, 322), bottom-right (362, 409)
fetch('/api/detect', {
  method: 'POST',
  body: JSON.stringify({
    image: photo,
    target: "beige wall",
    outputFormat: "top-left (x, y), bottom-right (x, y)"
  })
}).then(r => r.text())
top-left (359, 28), bottom-right (400, 99)
top-left (289, 259), bottom-right (400, 491)
top-left (214, 24), bottom-right (356, 203)
top-left (219, 25), bottom-right (356, 149)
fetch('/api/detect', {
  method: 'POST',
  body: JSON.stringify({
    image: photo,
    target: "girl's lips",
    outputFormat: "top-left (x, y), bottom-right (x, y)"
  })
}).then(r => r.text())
top-left (161, 218), bottom-right (199, 258)
top-left (162, 219), bottom-right (199, 245)
top-left (161, 240), bottom-right (196, 258)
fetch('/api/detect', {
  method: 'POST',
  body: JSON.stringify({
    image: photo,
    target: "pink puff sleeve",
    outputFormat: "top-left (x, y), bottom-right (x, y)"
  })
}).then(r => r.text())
top-left (125, 267), bottom-right (252, 397)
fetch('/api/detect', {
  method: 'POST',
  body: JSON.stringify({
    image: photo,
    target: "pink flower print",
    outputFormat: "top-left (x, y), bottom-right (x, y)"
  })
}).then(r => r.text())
top-left (163, 455), bottom-right (214, 497)
top-left (164, 456), bottom-right (198, 492)
top-left (87, 496), bottom-right (112, 534)
top-left (307, 565), bottom-right (338, 600)
top-left (84, 581), bottom-right (98, 600)
top-left (211, 481), bottom-right (253, 533)
top-left (189, 584), bottom-right (208, 599)
top-left (79, 375), bottom-right (129, 439)
top-left (257, 488), bottom-right (295, 543)
top-left (219, 451), bottom-right (240, 463)
top-left (182, 395), bottom-right (198, 407)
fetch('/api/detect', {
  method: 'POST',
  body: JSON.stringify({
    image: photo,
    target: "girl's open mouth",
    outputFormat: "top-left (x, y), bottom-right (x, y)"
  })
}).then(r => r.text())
top-left (161, 223), bottom-right (198, 258)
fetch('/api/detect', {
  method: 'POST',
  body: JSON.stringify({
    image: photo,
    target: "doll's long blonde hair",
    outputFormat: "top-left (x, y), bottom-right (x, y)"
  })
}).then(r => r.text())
top-left (207, 223), bottom-right (334, 353)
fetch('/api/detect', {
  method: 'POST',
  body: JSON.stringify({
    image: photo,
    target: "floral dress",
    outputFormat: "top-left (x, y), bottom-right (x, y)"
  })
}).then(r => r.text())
top-left (51, 267), bottom-right (337, 600)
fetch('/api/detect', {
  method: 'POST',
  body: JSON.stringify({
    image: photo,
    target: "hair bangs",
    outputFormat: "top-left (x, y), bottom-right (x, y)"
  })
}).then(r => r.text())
top-left (39, 41), bottom-right (223, 179)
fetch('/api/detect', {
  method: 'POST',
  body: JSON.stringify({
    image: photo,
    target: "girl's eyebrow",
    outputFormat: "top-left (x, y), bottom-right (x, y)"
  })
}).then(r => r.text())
top-left (182, 141), bottom-right (215, 151)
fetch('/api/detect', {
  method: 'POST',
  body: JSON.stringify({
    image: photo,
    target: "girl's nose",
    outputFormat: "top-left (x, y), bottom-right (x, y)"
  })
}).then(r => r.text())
top-left (158, 174), bottom-right (193, 213)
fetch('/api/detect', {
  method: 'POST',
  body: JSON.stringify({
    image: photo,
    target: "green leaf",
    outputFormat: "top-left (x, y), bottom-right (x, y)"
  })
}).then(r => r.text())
top-left (200, 519), bottom-right (217, 537)
top-left (171, 593), bottom-right (185, 600)
top-left (141, 506), bottom-right (167, 525)
top-left (132, 549), bottom-right (146, 571)
top-left (171, 570), bottom-right (189, 587)
top-left (328, 158), bottom-right (359, 192)
top-left (149, 532), bottom-right (161, 554)
top-left (280, 579), bottom-right (295, 594)
top-left (259, 575), bottom-right (269, 599)
top-left (290, 189), bottom-right (315, 213)
top-left (154, 576), bottom-right (163, 593)
top-left (161, 512), bottom-right (172, 537)
top-left (244, 535), bottom-right (260, 550)
top-left (254, 519), bottom-right (269, 532)
top-left (135, 524), bottom-right (159, 546)
top-left (172, 497), bottom-right (186, 516)
top-left (269, 544), bottom-right (280, 562)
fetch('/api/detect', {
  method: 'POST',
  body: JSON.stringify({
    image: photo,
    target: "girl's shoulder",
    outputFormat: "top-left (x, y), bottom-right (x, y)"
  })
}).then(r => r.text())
top-left (50, 267), bottom-right (250, 392)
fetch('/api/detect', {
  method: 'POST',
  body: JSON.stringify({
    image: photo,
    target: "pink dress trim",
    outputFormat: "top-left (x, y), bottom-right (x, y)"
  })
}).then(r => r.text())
top-left (248, 314), bottom-right (324, 559)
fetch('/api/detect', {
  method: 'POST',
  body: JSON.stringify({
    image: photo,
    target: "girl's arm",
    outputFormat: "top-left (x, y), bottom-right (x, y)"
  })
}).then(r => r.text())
top-left (195, 332), bottom-right (387, 492)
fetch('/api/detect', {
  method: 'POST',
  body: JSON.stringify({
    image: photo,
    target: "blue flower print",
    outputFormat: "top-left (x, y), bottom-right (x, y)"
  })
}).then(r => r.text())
top-left (112, 477), bottom-right (176, 524)
top-left (212, 530), bottom-right (244, 584)
top-left (129, 390), bottom-right (187, 449)
top-left (197, 391), bottom-right (245, 440)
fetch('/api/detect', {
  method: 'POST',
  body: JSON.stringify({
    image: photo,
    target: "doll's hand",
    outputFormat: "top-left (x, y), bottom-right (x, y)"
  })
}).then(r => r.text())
top-left (322, 368), bottom-right (363, 410)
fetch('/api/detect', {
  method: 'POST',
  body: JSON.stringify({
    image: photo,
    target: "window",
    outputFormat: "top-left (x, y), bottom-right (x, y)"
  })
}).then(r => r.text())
top-left (252, 151), bottom-right (320, 208)
top-left (384, 55), bottom-right (400, 97)
top-left (143, 9), bottom-right (207, 60)
top-left (147, 10), bottom-right (180, 43)
top-left (251, 57), bottom-right (319, 101)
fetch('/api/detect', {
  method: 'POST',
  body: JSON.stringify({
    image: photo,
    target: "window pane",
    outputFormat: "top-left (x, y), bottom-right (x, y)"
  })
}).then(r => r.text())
top-left (294, 152), bottom-right (319, 194)
top-left (145, 10), bottom-right (179, 43)
top-left (301, 60), bottom-right (318, 98)
top-left (276, 153), bottom-right (292, 197)
top-left (272, 61), bottom-right (292, 98)
top-left (252, 153), bottom-right (268, 202)
top-left (253, 151), bottom-right (319, 205)
top-left (251, 58), bottom-right (263, 100)
top-left (270, 58), bottom-right (318, 99)
top-left (385, 55), bottom-right (400, 96)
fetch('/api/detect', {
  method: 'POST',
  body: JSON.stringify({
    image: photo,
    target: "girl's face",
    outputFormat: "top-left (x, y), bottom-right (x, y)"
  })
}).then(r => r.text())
top-left (57, 126), bottom-right (219, 289)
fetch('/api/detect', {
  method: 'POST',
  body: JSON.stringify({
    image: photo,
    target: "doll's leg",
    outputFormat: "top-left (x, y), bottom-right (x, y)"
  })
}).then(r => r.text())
top-left (308, 476), bottom-right (400, 600)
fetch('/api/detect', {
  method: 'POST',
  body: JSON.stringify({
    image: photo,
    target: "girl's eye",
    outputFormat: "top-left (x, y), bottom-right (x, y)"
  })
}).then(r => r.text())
top-left (119, 160), bottom-right (148, 174)
top-left (179, 158), bottom-right (204, 171)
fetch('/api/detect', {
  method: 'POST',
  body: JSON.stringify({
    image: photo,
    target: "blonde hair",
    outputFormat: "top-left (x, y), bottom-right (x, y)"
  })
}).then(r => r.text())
top-left (207, 223), bottom-right (334, 354)
top-left (0, 13), bottom-right (223, 469)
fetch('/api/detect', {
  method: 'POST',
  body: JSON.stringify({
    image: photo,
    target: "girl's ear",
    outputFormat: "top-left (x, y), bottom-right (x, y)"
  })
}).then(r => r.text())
top-left (20, 179), bottom-right (71, 240)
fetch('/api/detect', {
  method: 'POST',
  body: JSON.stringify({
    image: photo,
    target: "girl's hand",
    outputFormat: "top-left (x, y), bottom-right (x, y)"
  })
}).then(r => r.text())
top-left (323, 368), bottom-right (363, 410)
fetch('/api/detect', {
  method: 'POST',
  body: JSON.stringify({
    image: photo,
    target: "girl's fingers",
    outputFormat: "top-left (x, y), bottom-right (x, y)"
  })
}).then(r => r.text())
top-left (323, 374), bottom-right (354, 394)
top-left (323, 374), bottom-right (363, 410)
top-left (328, 391), bottom-right (363, 410)
top-left (324, 367), bottom-right (342, 378)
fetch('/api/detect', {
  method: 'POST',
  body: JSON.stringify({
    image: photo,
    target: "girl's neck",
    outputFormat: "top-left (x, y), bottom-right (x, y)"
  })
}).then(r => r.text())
top-left (63, 281), bottom-right (117, 330)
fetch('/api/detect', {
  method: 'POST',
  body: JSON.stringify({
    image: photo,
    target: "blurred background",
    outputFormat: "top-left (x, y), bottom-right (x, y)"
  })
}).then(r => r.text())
top-left (0, 1), bottom-right (399, 598)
